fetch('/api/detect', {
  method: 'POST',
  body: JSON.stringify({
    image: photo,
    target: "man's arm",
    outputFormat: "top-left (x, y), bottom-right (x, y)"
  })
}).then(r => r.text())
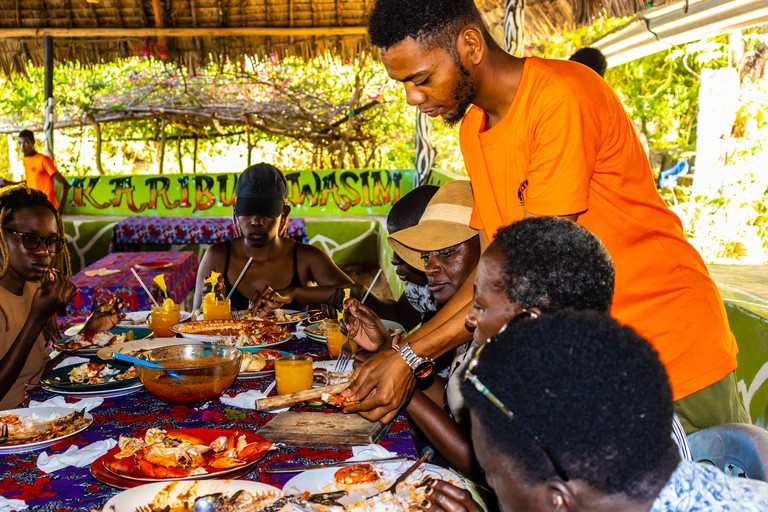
top-left (52, 172), bottom-right (69, 212)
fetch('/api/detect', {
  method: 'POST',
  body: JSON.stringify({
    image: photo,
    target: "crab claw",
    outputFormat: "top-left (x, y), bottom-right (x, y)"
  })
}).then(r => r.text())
top-left (209, 456), bottom-right (247, 469)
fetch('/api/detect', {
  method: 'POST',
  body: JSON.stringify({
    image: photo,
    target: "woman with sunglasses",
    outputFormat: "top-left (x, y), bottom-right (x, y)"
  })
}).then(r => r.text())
top-left (0, 186), bottom-right (118, 409)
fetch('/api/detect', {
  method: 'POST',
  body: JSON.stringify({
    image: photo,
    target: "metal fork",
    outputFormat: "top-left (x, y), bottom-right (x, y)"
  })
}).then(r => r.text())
top-left (0, 424), bottom-right (9, 445)
top-left (334, 330), bottom-right (353, 372)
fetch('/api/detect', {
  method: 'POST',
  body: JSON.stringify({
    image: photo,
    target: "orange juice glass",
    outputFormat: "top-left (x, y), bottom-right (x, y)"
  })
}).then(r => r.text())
top-left (150, 303), bottom-right (181, 338)
top-left (203, 297), bottom-right (231, 320)
top-left (275, 355), bottom-right (314, 395)
top-left (325, 321), bottom-right (357, 358)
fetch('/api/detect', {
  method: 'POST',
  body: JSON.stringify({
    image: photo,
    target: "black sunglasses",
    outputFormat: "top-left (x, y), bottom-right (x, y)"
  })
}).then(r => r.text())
top-left (464, 309), bottom-right (570, 481)
top-left (4, 229), bottom-right (66, 254)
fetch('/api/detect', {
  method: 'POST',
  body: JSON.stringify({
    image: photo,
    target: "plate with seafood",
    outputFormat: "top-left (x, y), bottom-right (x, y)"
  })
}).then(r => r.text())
top-left (171, 319), bottom-right (291, 347)
top-left (0, 407), bottom-right (94, 454)
top-left (53, 328), bottom-right (153, 356)
top-left (283, 461), bottom-right (465, 510)
top-left (41, 362), bottom-right (139, 392)
top-left (238, 349), bottom-right (291, 379)
top-left (96, 337), bottom-right (203, 360)
top-left (305, 320), bottom-right (405, 343)
top-left (102, 480), bottom-right (284, 511)
top-left (63, 311), bottom-right (193, 337)
top-left (239, 308), bottom-right (311, 325)
top-left (102, 428), bottom-right (272, 482)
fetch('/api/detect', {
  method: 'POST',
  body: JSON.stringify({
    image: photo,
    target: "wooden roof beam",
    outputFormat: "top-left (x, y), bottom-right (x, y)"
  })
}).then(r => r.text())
top-left (0, 26), bottom-right (368, 38)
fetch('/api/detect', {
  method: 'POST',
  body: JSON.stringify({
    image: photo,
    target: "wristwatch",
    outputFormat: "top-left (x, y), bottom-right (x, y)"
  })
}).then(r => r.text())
top-left (392, 339), bottom-right (435, 380)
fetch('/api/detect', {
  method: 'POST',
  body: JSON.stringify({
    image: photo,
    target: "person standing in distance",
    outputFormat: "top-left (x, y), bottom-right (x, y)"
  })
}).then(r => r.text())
top-left (18, 130), bottom-right (70, 212)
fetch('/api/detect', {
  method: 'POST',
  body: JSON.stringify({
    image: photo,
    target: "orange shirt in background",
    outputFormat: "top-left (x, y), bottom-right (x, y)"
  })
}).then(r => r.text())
top-left (23, 152), bottom-right (59, 208)
top-left (460, 57), bottom-right (737, 401)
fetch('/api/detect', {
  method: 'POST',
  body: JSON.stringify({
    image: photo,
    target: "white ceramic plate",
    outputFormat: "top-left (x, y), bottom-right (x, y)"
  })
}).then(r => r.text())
top-left (284, 462), bottom-right (464, 507)
top-left (0, 407), bottom-right (94, 454)
top-left (96, 337), bottom-right (202, 360)
top-left (102, 479), bottom-right (282, 512)
top-left (43, 381), bottom-right (143, 398)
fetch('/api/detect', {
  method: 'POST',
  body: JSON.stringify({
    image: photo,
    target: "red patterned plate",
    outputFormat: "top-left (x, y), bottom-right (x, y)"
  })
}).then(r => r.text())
top-left (134, 261), bottom-right (172, 270)
top-left (102, 428), bottom-right (270, 482)
top-left (90, 453), bottom-right (258, 489)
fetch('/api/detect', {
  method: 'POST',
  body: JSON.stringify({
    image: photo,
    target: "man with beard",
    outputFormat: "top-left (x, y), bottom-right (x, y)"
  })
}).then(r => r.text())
top-left (341, 0), bottom-right (747, 435)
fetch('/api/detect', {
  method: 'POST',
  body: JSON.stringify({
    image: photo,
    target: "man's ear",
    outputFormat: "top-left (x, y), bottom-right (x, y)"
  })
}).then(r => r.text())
top-left (457, 25), bottom-right (485, 66)
top-left (547, 480), bottom-right (579, 511)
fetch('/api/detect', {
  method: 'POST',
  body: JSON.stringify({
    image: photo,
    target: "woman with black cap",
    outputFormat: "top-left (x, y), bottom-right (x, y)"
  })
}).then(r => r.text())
top-left (193, 163), bottom-right (352, 313)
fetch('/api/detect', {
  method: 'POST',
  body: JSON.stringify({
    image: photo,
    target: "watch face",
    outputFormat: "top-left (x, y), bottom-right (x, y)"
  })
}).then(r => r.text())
top-left (414, 361), bottom-right (435, 380)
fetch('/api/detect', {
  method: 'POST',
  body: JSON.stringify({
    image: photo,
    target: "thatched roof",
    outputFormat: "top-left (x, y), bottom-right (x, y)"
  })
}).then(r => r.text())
top-left (0, 0), bottom-right (677, 74)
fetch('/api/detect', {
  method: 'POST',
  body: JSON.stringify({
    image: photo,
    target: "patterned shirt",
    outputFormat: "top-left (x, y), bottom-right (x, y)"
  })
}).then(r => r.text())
top-left (403, 282), bottom-right (437, 318)
top-left (651, 461), bottom-right (768, 511)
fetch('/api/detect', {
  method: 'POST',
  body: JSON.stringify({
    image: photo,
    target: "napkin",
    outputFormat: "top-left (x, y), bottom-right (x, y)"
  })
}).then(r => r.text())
top-left (350, 444), bottom-right (398, 461)
top-left (220, 383), bottom-right (288, 413)
top-left (29, 396), bottom-right (104, 412)
top-left (294, 324), bottom-right (308, 340)
top-left (0, 493), bottom-right (26, 512)
top-left (53, 356), bottom-right (90, 370)
top-left (36, 439), bottom-right (118, 474)
top-left (84, 268), bottom-right (119, 277)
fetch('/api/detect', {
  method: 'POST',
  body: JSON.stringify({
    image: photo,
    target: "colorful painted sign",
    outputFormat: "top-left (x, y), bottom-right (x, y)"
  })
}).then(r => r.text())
top-left (63, 169), bottom-right (415, 216)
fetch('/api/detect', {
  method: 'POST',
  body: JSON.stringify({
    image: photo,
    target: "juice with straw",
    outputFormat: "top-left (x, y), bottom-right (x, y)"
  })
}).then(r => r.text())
top-left (275, 355), bottom-right (314, 395)
top-left (150, 301), bottom-right (180, 338)
top-left (202, 271), bottom-right (231, 320)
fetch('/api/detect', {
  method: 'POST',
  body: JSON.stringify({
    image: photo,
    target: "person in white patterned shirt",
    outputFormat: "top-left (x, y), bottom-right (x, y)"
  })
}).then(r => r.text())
top-left (423, 310), bottom-right (768, 512)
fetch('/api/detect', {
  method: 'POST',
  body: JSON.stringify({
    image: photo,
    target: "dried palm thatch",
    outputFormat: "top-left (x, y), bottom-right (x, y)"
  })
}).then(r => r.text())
top-left (0, 0), bottom-right (676, 75)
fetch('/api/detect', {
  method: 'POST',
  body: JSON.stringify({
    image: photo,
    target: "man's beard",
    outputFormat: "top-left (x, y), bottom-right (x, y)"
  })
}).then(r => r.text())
top-left (443, 60), bottom-right (477, 127)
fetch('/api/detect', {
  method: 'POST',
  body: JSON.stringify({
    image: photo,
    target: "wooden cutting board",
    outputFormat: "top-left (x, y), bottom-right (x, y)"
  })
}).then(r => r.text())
top-left (257, 412), bottom-right (390, 448)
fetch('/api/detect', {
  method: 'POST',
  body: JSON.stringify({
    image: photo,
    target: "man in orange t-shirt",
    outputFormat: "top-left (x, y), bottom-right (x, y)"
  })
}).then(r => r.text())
top-left (18, 130), bottom-right (69, 211)
top-left (343, 0), bottom-right (747, 434)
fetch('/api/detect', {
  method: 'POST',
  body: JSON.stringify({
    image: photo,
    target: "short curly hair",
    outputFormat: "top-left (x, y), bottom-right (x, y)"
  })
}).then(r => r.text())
top-left (489, 217), bottom-right (614, 313)
top-left (367, 0), bottom-right (492, 56)
top-left (461, 310), bottom-right (679, 500)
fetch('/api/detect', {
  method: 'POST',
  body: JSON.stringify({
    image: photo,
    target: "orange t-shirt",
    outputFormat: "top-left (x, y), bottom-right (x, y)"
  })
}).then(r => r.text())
top-left (23, 152), bottom-right (59, 208)
top-left (460, 57), bottom-right (736, 401)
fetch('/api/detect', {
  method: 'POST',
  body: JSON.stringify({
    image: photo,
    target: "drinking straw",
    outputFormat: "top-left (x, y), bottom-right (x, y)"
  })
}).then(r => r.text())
top-left (227, 257), bottom-right (254, 300)
top-left (361, 268), bottom-right (383, 304)
top-left (130, 268), bottom-right (161, 308)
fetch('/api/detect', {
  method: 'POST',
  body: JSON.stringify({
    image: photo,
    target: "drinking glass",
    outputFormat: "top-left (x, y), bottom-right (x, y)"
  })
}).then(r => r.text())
top-left (203, 297), bottom-right (231, 320)
top-left (325, 320), bottom-right (357, 357)
top-left (149, 303), bottom-right (181, 338)
top-left (274, 355), bottom-right (314, 395)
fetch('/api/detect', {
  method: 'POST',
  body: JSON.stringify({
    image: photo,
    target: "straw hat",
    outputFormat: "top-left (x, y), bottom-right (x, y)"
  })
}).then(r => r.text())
top-left (388, 180), bottom-right (479, 270)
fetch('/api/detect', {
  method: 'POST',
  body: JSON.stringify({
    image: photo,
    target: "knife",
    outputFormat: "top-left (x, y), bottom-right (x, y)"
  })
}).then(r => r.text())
top-left (264, 455), bottom-right (408, 473)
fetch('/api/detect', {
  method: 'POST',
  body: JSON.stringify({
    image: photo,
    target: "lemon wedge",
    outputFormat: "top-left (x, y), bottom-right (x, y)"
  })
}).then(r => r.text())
top-left (163, 298), bottom-right (175, 310)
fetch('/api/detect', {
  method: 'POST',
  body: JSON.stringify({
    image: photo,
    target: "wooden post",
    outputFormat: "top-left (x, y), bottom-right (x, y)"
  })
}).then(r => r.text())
top-left (158, 118), bottom-right (167, 174)
top-left (176, 135), bottom-right (183, 173)
top-left (151, 0), bottom-right (167, 54)
top-left (246, 125), bottom-right (252, 166)
top-left (43, 35), bottom-right (54, 158)
top-left (88, 115), bottom-right (105, 175)
top-left (192, 134), bottom-right (198, 173)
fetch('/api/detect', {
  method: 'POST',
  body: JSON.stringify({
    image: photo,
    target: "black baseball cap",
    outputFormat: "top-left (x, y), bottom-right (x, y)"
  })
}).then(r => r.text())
top-left (235, 163), bottom-right (289, 218)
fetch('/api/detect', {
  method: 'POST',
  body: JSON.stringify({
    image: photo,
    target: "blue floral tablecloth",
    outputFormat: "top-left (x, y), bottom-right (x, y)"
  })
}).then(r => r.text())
top-left (111, 216), bottom-right (308, 251)
top-left (64, 251), bottom-right (199, 319)
top-left (2, 337), bottom-right (417, 511)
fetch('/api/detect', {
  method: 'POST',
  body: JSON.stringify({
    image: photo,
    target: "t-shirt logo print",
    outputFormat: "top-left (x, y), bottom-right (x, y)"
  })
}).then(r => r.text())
top-left (517, 180), bottom-right (528, 206)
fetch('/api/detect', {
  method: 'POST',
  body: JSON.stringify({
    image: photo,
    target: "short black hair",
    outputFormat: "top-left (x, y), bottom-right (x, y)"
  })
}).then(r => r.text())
top-left (368, 0), bottom-right (492, 56)
top-left (489, 217), bottom-right (614, 313)
top-left (387, 185), bottom-right (439, 231)
top-left (569, 48), bottom-right (608, 77)
top-left (462, 310), bottom-right (679, 500)
top-left (18, 129), bottom-right (34, 142)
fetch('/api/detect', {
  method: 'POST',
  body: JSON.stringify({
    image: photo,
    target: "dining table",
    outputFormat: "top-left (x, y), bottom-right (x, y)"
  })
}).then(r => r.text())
top-left (63, 251), bottom-right (199, 322)
top-left (0, 336), bottom-right (418, 512)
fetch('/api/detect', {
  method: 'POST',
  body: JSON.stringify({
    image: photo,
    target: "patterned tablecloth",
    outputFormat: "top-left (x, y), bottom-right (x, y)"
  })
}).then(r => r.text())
top-left (111, 216), bottom-right (309, 251)
top-left (2, 337), bottom-right (417, 512)
top-left (64, 251), bottom-right (199, 319)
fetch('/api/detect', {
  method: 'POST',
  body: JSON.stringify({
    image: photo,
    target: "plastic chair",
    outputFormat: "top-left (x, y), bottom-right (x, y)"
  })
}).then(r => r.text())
top-left (658, 161), bottom-right (689, 189)
top-left (687, 423), bottom-right (768, 481)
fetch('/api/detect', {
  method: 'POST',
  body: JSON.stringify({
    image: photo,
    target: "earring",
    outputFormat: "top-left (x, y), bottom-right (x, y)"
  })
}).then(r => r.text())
top-left (554, 495), bottom-right (565, 508)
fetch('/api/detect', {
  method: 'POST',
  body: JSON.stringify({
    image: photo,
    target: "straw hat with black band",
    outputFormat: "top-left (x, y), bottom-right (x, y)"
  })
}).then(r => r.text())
top-left (388, 180), bottom-right (479, 270)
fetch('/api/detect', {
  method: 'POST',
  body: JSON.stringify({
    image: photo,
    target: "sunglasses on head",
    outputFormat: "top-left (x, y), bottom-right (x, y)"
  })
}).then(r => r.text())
top-left (464, 309), bottom-right (569, 481)
top-left (4, 229), bottom-right (65, 254)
